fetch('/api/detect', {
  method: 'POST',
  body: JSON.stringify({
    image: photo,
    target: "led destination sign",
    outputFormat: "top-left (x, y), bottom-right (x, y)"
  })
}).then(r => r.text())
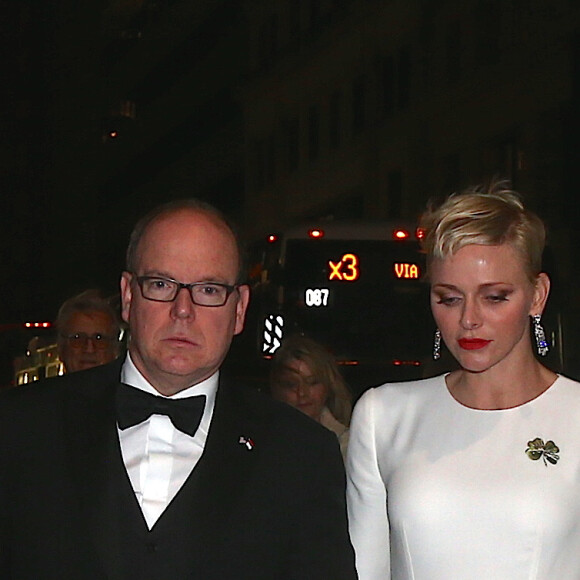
top-left (328, 253), bottom-right (359, 281)
top-left (394, 262), bottom-right (420, 279)
top-left (327, 253), bottom-right (420, 282)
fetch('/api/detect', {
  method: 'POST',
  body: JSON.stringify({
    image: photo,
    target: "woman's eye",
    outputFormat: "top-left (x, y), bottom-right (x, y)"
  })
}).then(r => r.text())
top-left (437, 296), bottom-right (460, 306)
top-left (487, 294), bottom-right (508, 302)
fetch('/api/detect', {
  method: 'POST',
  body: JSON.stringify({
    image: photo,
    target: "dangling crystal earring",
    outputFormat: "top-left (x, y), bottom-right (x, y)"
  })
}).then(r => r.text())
top-left (533, 314), bottom-right (549, 356)
top-left (433, 329), bottom-right (442, 360)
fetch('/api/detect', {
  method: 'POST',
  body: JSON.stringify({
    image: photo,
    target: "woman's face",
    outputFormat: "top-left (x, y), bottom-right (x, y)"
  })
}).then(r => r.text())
top-left (430, 243), bottom-right (549, 374)
top-left (271, 358), bottom-right (330, 422)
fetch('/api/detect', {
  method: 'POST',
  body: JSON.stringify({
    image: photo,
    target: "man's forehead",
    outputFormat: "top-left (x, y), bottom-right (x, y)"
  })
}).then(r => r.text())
top-left (66, 310), bottom-right (115, 328)
top-left (135, 209), bottom-right (240, 272)
top-left (145, 209), bottom-right (233, 246)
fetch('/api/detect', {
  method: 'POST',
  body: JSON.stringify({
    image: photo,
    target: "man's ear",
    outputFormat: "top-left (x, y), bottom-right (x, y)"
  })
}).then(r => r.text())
top-left (120, 272), bottom-right (133, 324)
top-left (234, 284), bottom-right (250, 336)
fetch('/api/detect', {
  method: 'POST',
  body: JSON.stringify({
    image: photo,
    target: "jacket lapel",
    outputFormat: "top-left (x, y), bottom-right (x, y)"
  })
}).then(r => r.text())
top-left (180, 379), bottom-right (265, 553)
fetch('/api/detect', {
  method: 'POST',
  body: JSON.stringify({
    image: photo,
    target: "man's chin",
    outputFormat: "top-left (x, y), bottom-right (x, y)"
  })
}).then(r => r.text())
top-left (158, 360), bottom-right (216, 388)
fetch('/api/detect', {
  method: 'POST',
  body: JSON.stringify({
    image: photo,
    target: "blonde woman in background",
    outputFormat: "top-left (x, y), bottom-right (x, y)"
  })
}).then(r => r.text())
top-left (271, 334), bottom-right (352, 459)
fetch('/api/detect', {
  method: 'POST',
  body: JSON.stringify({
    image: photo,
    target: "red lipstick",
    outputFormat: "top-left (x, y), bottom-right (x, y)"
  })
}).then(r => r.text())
top-left (458, 338), bottom-right (492, 350)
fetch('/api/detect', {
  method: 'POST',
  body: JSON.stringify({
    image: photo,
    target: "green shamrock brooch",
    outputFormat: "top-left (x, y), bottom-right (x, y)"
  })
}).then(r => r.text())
top-left (526, 438), bottom-right (560, 466)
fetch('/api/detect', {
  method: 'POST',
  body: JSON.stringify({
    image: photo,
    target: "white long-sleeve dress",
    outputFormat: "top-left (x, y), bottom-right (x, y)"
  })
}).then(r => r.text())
top-left (346, 374), bottom-right (580, 579)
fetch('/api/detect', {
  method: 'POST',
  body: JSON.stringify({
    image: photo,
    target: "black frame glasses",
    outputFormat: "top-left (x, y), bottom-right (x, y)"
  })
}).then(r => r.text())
top-left (134, 275), bottom-right (239, 307)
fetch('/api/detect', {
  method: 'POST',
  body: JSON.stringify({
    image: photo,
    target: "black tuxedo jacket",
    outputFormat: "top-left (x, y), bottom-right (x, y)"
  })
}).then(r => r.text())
top-left (0, 359), bottom-right (356, 579)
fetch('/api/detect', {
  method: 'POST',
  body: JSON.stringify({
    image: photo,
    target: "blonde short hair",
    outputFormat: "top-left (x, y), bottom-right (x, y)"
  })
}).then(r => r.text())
top-left (419, 181), bottom-right (546, 281)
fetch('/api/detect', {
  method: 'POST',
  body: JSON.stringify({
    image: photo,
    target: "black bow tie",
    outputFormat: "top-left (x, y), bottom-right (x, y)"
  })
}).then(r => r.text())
top-left (116, 384), bottom-right (206, 436)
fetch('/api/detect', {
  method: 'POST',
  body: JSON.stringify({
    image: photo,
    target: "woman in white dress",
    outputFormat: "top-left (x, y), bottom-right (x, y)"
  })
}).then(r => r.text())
top-left (346, 182), bottom-right (580, 579)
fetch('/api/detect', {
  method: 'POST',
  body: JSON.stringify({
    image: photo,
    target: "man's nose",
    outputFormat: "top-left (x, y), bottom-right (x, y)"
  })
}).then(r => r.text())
top-left (171, 287), bottom-right (196, 319)
top-left (83, 338), bottom-right (97, 352)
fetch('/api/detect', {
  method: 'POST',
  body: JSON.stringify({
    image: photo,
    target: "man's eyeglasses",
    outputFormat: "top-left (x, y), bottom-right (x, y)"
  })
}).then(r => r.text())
top-left (134, 276), bottom-right (239, 307)
top-left (62, 333), bottom-right (115, 350)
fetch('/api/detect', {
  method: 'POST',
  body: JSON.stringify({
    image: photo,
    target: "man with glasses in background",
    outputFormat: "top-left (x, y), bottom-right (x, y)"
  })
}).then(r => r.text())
top-left (56, 289), bottom-right (122, 373)
top-left (0, 199), bottom-right (356, 579)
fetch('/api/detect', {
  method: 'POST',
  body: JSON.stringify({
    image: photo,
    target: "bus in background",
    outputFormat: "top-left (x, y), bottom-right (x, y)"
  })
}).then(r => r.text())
top-left (238, 222), bottom-right (436, 395)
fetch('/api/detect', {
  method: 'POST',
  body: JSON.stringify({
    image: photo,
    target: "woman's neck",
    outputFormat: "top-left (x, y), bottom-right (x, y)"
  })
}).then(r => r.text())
top-left (446, 356), bottom-right (557, 410)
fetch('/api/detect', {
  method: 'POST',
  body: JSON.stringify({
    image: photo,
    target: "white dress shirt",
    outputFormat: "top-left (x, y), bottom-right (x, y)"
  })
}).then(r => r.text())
top-left (119, 354), bottom-right (217, 529)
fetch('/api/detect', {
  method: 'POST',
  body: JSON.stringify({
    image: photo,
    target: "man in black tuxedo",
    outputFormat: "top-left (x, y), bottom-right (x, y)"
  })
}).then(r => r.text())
top-left (0, 200), bottom-right (356, 579)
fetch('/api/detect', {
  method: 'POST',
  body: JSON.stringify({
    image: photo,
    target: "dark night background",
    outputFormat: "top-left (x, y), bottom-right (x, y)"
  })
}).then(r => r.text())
top-left (1, 0), bottom-right (579, 385)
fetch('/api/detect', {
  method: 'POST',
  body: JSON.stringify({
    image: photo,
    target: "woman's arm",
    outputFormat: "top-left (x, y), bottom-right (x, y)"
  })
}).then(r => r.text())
top-left (346, 388), bottom-right (391, 580)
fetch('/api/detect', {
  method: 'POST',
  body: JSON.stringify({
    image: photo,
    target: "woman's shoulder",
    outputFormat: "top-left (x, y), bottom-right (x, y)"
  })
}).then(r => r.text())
top-left (547, 374), bottom-right (580, 403)
top-left (554, 374), bottom-right (580, 388)
top-left (354, 374), bottom-right (447, 417)
top-left (363, 373), bottom-right (446, 400)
